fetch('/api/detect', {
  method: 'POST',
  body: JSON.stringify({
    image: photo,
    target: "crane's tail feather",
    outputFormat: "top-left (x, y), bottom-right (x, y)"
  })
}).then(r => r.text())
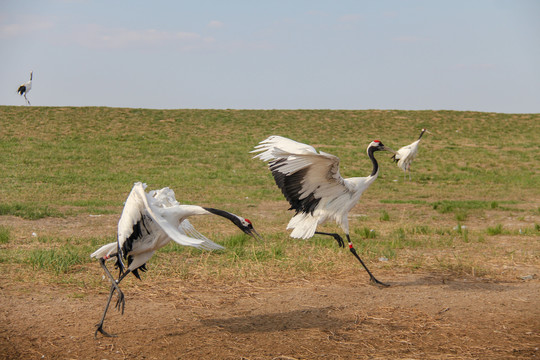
top-left (90, 242), bottom-right (117, 259)
top-left (287, 213), bottom-right (319, 239)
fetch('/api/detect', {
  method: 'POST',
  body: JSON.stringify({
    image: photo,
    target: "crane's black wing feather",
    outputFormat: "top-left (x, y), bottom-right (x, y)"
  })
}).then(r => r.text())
top-left (270, 159), bottom-right (321, 215)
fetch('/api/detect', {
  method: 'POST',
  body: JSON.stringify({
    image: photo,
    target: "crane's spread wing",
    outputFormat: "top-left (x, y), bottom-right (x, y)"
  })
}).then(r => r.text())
top-left (252, 136), bottom-right (349, 214)
top-left (118, 183), bottom-right (224, 259)
top-left (251, 135), bottom-right (318, 161)
top-left (178, 219), bottom-right (212, 242)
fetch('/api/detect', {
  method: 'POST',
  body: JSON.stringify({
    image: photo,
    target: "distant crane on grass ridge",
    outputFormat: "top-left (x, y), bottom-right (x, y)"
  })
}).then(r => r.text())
top-left (252, 135), bottom-right (396, 287)
top-left (391, 128), bottom-right (432, 180)
top-left (91, 182), bottom-right (262, 338)
top-left (17, 71), bottom-right (33, 105)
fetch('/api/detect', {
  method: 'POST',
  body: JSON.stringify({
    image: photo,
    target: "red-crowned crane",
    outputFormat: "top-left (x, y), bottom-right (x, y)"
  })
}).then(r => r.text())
top-left (17, 71), bottom-right (33, 105)
top-left (91, 182), bottom-right (262, 337)
top-left (392, 128), bottom-right (431, 179)
top-left (252, 136), bottom-right (396, 287)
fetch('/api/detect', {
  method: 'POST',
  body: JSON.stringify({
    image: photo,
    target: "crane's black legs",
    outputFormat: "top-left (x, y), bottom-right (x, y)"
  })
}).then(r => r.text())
top-left (95, 283), bottom-right (117, 338)
top-left (315, 232), bottom-right (389, 287)
top-left (345, 235), bottom-right (389, 287)
top-left (95, 257), bottom-right (131, 338)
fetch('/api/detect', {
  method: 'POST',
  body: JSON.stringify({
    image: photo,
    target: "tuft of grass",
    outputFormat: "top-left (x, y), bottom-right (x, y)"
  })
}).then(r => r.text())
top-left (354, 227), bottom-right (377, 239)
top-left (455, 224), bottom-right (469, 243)
top-left (455, 210), bottom-right (468, 222)
top-left (487, 224), bottom-right (504, 236)
top-left (380, 210), bottom-right (390, 221)
top-left (411, 226), bottom-right (431, 235)
top-left (0, 226), bottom-right (11, 244)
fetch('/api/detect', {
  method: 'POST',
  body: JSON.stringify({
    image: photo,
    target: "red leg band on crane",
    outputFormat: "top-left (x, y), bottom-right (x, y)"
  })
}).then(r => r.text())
top-left (348, 243), bottom-right (353, 249)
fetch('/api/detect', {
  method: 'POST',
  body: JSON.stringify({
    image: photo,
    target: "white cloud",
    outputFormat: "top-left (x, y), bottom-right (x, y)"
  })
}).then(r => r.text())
top-left (0, 19), bottom-right (54, 38)
top-left (207, 20), bottom-right (224, 29)
top-left (69, 24), bottom-right (214, 50)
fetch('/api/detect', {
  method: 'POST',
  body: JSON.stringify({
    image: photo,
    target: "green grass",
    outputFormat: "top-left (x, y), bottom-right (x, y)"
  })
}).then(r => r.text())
top-left (27, 245), bottom-right (89, 275)
top-left (0, 226), bottom-right (11, 244)
top-left (487, 224), bottom-right (504, 235)
top-left (0, 203), bottom-right (64, 220)
top-left (354, 227), bottom-right (378, 239)
top-left (1, 107), bottom-right (538, 213)
top-left (0, 107), bottom-right (539, 283)
top-left (431, 200), bottom-right (517, 213)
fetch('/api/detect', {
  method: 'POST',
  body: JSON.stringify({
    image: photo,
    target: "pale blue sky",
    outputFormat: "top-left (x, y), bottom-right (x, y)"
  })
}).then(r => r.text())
top-left (1, 0), bottom-right (539, 113)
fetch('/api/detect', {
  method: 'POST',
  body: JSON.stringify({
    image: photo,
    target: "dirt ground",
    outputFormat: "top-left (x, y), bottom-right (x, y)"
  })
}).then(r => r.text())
top-left (1, 214), bottom-right (539, 360)
top-left (1, 271), bottom-right (539, 360)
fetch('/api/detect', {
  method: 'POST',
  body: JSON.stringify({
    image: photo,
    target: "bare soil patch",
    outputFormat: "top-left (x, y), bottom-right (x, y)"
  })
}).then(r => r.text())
top-left (1, 272), bottom-right (539, 360)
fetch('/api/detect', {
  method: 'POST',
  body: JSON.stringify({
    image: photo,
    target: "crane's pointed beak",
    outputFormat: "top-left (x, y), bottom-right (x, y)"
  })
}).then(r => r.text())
top-left (246, 227), bottom-right (264, 242)
top-left (382, 145), bottom-right (397, 155)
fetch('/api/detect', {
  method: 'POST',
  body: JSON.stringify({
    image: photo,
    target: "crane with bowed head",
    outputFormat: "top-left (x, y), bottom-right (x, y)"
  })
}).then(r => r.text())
top-left (91, 182), bottom-right (261, 337)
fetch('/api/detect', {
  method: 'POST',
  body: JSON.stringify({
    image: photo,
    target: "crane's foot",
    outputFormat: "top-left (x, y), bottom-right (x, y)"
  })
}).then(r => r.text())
top-left (333, 234), bottom-right (345, 248)
top-left (370, 276), bottom-right (390, 288)
top-left (94, 324), bottom-right (117, 338)
top-left (315, 232), bottom-right (345, 247)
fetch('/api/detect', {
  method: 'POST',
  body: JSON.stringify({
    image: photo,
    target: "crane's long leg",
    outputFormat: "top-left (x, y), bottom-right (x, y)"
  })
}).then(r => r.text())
top-left (98, 257), bottom-right (128, 312)
top-left (94, 283), bottom-right (117, 338)
top-left (95, 257), bottom-right (131, 338)
top-left (346, 234), bottom-right (389, 287)
top-left (315, 232), bottom-right (389, 287)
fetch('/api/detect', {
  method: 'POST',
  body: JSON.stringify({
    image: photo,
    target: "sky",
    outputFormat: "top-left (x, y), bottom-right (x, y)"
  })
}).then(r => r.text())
top-left (1, 0), bottom-right (539, 113)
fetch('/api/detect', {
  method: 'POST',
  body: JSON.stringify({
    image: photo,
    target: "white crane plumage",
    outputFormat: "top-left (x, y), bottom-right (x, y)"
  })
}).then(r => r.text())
top-left (252, 135), bottom-right (396, 286)
top-left (91, 182), bottom-right (261, 337)
top-left (17, 71), bottom-right (33, 105)
top-left (392, 128), bottom-right (431, 179)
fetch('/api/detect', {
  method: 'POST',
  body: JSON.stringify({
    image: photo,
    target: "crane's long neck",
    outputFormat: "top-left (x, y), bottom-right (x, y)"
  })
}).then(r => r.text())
top-left (367, 147), bottom-right (379, 177)
top-left (202, 207), bottom-right (242, 227)
top-left (418, 129), bottom-right (426, 140)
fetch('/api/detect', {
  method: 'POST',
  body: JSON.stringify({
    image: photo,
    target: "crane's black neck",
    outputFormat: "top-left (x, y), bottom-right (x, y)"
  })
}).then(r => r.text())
top-left (418, 129), bottom-right (426, 140)
top-left (367, 147), bottom-right (379, 177)
top-left (203, 207), bottom-right (241, 228)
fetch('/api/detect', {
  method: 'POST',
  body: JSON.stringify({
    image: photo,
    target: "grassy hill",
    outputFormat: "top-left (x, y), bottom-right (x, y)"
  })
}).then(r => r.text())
top-left (1, 107), bottom-right (538, 212)
top-left (0, 106), bottom-right (538, 283)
